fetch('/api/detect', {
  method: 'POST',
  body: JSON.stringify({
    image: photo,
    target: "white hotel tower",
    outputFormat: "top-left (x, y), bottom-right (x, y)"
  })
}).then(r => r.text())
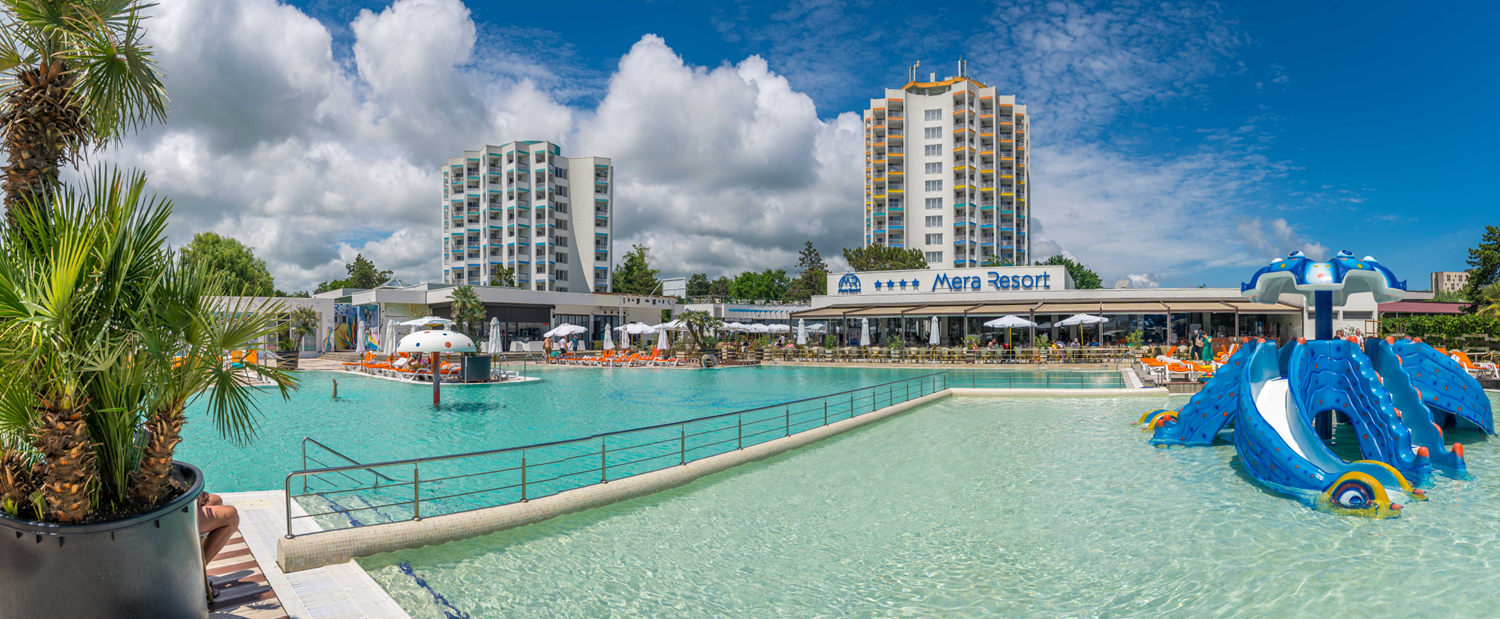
top-left (863, 62), bottom-right (1033, 266)
top-left (441, 141), bottom-right (614, 292)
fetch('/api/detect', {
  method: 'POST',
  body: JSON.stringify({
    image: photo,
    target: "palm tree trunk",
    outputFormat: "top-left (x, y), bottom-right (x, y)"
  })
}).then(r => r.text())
top-left (0, 450), bottom-right (38, 518)
top-left (128, 405), bottom-right (184, 509)
top-left (32, 396), bottom-right (96, 523)
top-left (1, 65), bottom-right (85, 227)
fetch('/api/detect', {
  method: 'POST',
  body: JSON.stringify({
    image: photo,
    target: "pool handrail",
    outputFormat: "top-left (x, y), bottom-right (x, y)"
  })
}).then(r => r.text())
top-left (283, 371), bottom-right (950, 538)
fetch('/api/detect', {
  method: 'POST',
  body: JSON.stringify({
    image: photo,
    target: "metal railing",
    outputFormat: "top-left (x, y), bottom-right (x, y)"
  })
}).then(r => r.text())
top-left (284, 372), bottom-right (949, 538)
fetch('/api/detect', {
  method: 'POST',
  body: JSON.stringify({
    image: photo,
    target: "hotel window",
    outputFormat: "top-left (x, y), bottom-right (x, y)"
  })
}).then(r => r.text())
top-left (555, 236), bottom-right (568, 247)
top-left (925, 216), bottom-right (942, 227)
top-left (925, 162), bottom-right (940, 174)
top-left (1344, 311), bottom-right (1373, 320)
top-left (556, 270), bottom-right (569, 281)
top-left (925, 234), bottom-right (943, 245)
top-left (924, 109), bottom-right (941, 121)
top-left (925, 198), bottom-right (942, 210)
top-left (925, 180), bottom-right (942, 191)
top-left (924, 144), bottom-right (940, 156)
top-left (925, 251), bottom-right (942, 262)
top-left (924, 127), bottom-right (941, 139)
top-left (556, 253), bottom-right (569, 264)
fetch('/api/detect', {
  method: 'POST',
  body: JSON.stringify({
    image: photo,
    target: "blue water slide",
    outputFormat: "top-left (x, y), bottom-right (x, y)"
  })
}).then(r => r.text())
top-left (1366, 338), bottom-right (1468, 476)
top-left (1286, 339), bottom-right (1430, 484)
top-left (1233, 340), bottom-right (1420, 516)
top-left (1388, 339), bottom-right (1493, 435)
top-left (1146, 344), bottom-right (1257, 446)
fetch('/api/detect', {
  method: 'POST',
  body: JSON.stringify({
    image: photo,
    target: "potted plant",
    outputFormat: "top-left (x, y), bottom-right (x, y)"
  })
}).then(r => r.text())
top-left (0, 172), bottom-right (296, 618)
top-left (277, 336), bottom-right (300, 370)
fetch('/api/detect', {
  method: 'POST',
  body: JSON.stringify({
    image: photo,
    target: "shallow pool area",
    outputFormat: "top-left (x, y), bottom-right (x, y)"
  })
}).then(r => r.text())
top-left (359, 393), bottom-right (1500, 618)
top-left (179, 366), bottom-right (1122, 495)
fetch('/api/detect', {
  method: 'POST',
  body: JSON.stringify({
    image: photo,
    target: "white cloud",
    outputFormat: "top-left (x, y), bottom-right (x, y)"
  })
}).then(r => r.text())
top-left (1236, 217), bottom-right (1330, 262)
top-left (1127, 273), bottom-right (1161, 288)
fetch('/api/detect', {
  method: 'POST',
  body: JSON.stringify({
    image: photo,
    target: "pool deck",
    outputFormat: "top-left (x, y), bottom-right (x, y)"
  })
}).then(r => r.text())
top-left (219, 491), bottom-right (411, 619)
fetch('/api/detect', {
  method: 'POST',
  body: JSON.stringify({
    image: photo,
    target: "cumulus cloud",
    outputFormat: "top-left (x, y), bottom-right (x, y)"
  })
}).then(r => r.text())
top-left (1236, 217), bottom-right (1330, 262)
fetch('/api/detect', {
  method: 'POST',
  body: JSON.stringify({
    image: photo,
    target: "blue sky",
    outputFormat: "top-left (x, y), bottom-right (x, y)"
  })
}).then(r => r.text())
top-left (121, 0), bottom-right (1498, 290)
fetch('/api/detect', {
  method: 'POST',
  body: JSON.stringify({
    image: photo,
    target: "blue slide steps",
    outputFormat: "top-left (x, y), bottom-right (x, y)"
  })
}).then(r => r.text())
top-left (1146, 344), bottom-right (1257, 446)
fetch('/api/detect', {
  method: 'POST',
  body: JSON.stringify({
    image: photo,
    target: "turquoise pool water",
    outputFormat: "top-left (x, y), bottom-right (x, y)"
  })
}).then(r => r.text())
top-left (361, 393), bottom-right (1500, 618)
top-left (178, 366), bottom-right (1122, 495)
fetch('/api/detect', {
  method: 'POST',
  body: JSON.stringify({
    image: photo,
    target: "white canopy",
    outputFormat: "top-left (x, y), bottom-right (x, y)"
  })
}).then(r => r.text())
top-left (401, 316), bottom-right (454, 327)
top-left (721, 322), bottom-right (748, 332)
top-left (767, 324), bottom-right (791, 333)
top-left (1057, 313), bottom-right (1108, 327)
top-left (614, 322), bottom-right (658, 335)
top-left (397, 330), bottom-right (475, 353)
top-left (748, 323), bottom-right (770, 334)
top-left (985, 315), bottom-right (1037, 328)
top-left (929, 316), bottom-right (940, 346)
top-left (653, 319), bottom-right (687, 331)
top-left (545, 323), bottom-right (588, 338)
top-left (806, 323), bottom-right (827, 333)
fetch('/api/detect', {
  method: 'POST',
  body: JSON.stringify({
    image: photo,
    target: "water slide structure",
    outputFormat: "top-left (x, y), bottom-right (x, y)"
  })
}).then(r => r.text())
top-left (1140, 251), bottom-right (1493, 518)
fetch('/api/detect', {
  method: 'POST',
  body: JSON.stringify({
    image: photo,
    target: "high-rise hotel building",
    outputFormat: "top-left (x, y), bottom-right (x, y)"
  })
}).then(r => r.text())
top-left (863, 63), bottom-right (1032, 266)
top-left (441, 141), bottom-right (613, 292)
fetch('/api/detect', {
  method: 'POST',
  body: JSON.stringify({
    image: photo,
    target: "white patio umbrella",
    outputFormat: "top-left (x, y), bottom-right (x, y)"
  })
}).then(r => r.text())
top-left (614, 322), bottom-right (656, 348)
top-left (748, 323), bottom-right (770, 334)
top-left (602, 326), bottom-right (615, 350)
top-left (489, 317), bottom-right (501, 353)
top-left (397, 330), bottom-right (476, 406)
top-left (859, 317), bottom-right (871, 347)
top-left (768, 324), bottom-right (791, 333)
top-left (655, 327), bottom-right (670, 351)
top-left (806, 323), bottom-right (827, 332)
top-left (355, 319), bottom-right (365, 354)
top-left (796, 319), bottom-right (807, 346)
top-left (985, 315), bottom-right (1036, 347)
top-left (929, 316), bottom-right (940, 346)
top-left (544, 323), bottom-right (587, 338)
top-left (384, 319), bottom-right (396, 353)
top-left (722, 322), bottom-right (747, 332)
top-left (401, 316), bottom-right (455, 328)
top-left (1057, 313), bottom-right (1107, 345)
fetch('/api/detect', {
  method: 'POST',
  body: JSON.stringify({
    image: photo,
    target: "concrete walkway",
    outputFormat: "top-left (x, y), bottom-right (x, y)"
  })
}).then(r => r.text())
top-left (220, 491), bottom-right (410, 619)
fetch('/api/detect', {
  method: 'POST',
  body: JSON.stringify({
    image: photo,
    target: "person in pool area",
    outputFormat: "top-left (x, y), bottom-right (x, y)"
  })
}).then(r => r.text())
top-left (198, 492), bottom-right (239, 579)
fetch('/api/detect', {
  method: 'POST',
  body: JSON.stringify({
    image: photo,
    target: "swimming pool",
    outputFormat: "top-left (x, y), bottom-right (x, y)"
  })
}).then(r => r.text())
top-left (359, 393), bottom-right (1500, 618)
top-left (177, 366), bottom-right (1124, 495)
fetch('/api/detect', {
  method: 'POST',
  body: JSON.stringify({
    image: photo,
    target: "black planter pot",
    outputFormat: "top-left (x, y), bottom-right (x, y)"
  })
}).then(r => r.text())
top-left (0, 462), bottom-right (208, 619)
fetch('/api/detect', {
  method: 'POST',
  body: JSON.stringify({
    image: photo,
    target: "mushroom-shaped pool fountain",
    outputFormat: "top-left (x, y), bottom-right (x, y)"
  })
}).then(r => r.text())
top-left (398, 330), bottom-right (475, 406)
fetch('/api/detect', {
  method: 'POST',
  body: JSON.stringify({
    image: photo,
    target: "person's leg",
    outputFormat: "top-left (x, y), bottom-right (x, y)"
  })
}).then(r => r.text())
top-left (199, 504), bottom-right (240, 565)
top-left (204, 493), bottom-right (223, 506)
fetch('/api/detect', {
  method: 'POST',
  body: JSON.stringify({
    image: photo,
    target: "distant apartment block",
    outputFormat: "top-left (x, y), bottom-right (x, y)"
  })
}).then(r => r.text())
top-left (441, 141), bottom-right (613, 292)
top-left (863, 61), bottom-right (1033, 267)
top-left (1431, 271), bottom-right (1469, 294)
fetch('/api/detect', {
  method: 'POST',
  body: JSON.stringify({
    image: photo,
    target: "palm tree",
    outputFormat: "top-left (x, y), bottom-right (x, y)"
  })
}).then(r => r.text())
top-left (1476, 282), bottom-right (1500, 317)
top-left (288, 307), bottom-right (319, 352)
top-left (0, 0), bottom-right (169, 225)
top-left (677, 310), bottom-right (722, 353)
top-left (449, 284), bottom-right (485, 339)
top-left (0, 168), bottom-right (294, 521)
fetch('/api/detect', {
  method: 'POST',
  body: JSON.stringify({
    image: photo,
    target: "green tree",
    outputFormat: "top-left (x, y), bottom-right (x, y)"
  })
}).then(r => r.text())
top-left (981, 255), bottom-right (1014, 267)
top-left (612, 244), bottom-right (660, 294)
top-left (449, 285), bottom-right (485, 339)
top-left (0, 0), bottom-right (169, 225)
top-left (1462, 225), bottom-right (1500, 313)
top-left (685, 273), bottom-right (710, 297)
top-left (180, 232), bottom-right (275, 297)
top-left (489, 265), bottom-right (516, 288)
top-left (729, 269), bottom-right (790, 301)
top-left (277, 289), bottom-right (311, 298)
top-left (1040, 254), bottom-right (1103, 289)
top-left (288, 307), bottom-right (319, 351)
top-left (314, 254), bottom-right (392, 293)
top-left (786, 241), bottom-right (828, 300)
top-left (1477, 282), bottom-right (1500, 318)
top-left (842, 245), bottom-right (928, 271)
top-left (1431, 290), bottom-right (1465, 303)
top-left (708, 276), bottom-right (731, 297)
top-left (677, 309), bottom-right (722, 353)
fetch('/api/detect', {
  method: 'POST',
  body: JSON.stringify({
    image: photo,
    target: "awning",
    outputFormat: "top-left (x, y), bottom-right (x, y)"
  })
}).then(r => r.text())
top-left (1034, 302), bottom-right (1108, 314)
top-left (1099, 302), bottom-right (1171, 313)
top-left (964, 303), bottom-right (1038, 315)
top-left (789, 306), bottom-right (855, 319)
top-left (900, 304), bottom-right (979, 316)
top-left (1162, 301), bottom-right (1236, 312)
top-left (841, 306), bottom-right (910, 317)
top-left (1226, 301), bottom-right (1302, 314)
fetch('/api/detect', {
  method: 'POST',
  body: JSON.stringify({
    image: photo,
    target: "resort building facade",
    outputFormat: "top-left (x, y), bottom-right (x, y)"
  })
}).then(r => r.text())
top-left (793, 265), bottom-right (1393, 347)
top-left (863, 63), bottom-right (1033, 267)
top-left (442, 141), bottom-right (614, 293)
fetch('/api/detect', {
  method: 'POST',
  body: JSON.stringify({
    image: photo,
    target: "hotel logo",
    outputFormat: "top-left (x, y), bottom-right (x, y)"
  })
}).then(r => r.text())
top-left (837, 273), bottom-right (862, 295)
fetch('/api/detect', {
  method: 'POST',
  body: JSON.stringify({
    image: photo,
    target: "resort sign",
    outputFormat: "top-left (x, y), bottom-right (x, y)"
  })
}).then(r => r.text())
top-left (830, 265), bottom-right (1072, 296)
